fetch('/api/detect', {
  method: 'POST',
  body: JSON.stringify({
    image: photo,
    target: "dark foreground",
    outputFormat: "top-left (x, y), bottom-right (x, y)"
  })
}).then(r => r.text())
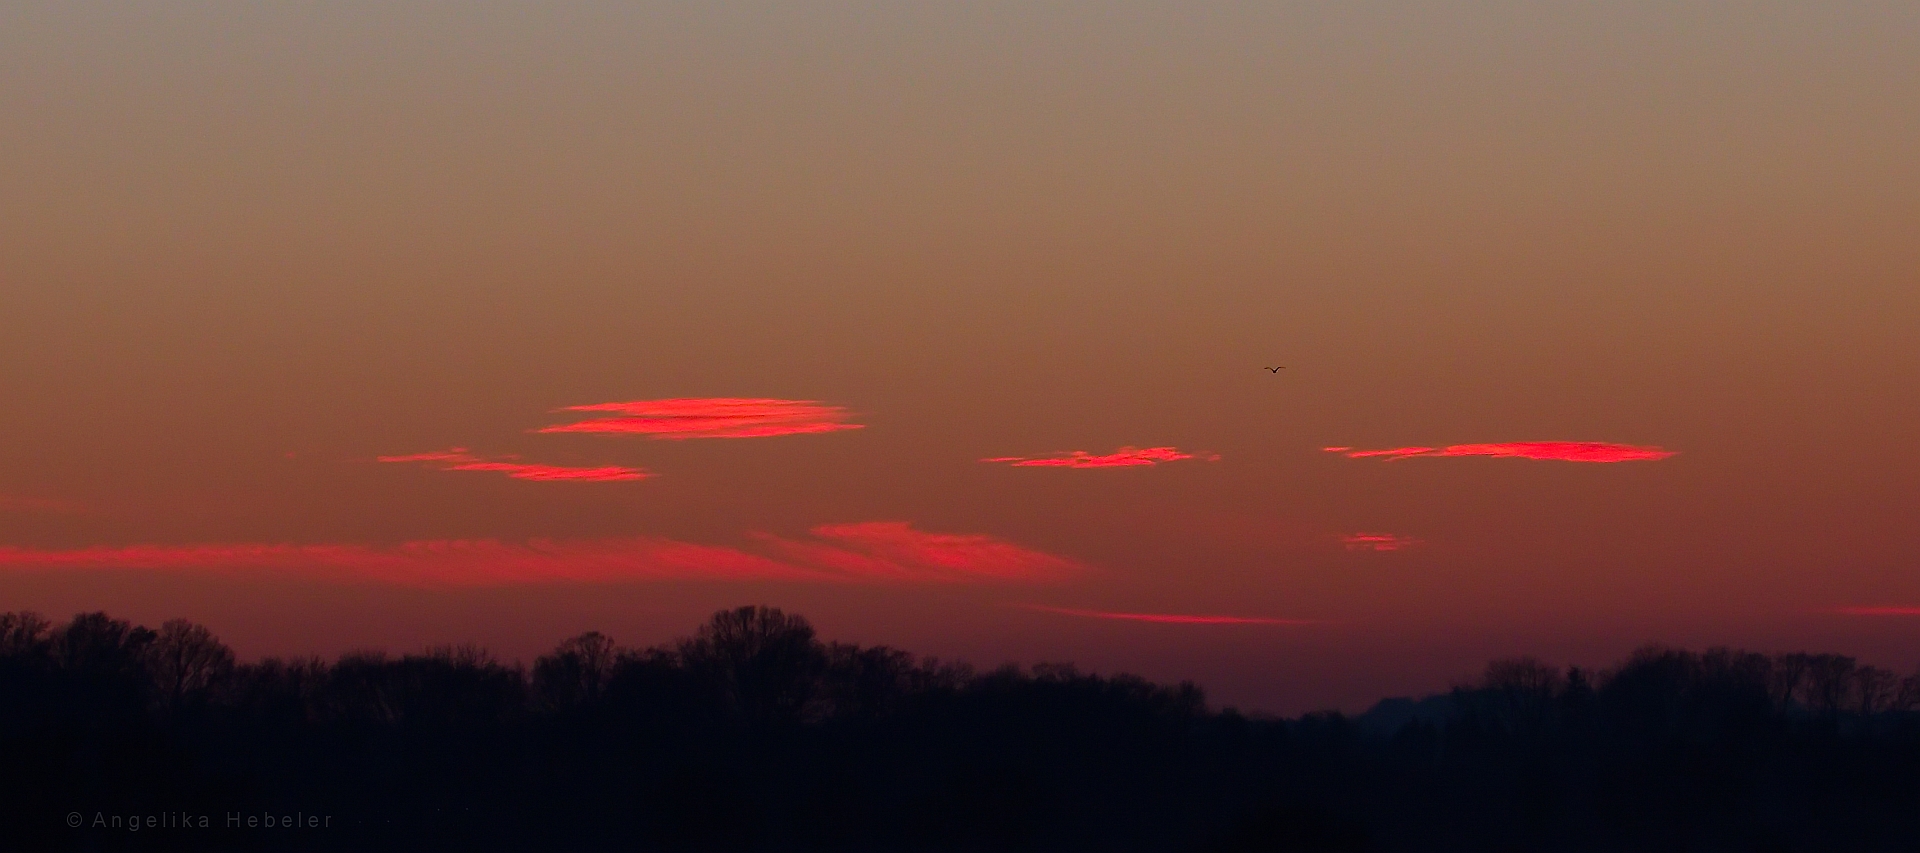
top-left (3, 606), bottom-right (1919, 852)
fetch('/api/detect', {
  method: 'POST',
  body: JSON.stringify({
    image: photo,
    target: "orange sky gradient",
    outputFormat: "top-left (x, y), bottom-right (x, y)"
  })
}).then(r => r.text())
top-left (2, 2), bottom-right (1917, 713)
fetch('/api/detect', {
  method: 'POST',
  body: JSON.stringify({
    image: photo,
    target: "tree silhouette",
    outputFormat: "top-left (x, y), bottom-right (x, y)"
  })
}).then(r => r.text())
top-left (1853, 665), bottom-right (1898, 716)
top-left (1476, 656), bottom-right (1562, 735)
top-left (50, 611), bottom-right (156, 679)
top-left (0, 610), bottom-right (51, 661)
top-left (677, 605), bottom-right (825, 727)
top-left (1896, 667), bottom-right (1920, 713)
top-left (1805, 653), bottom-right (1858, 719)
top-left (1769, 651), bottom-right (1811, 709)
top-left (144, 618), bottom-right (235, 713)
top-left (533, 630), bottom-right (617, 711)
top-left (6, 606), bottom-right (1920, 852)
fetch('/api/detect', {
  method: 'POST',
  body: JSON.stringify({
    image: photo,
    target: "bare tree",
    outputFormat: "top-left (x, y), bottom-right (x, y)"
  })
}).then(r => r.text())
top-left (1854, 666), bottom-right (1898, 716)
top-left (51, 612), bottom-right (157, 677)
top-left (424, 642), bottom-right (499, 669)
top-left (1768, 653), bottom-right (1811, 711)
top-left (1895, 668), bottom-right (1920, 713)
top-left (0, 611), bottom-right (52, 660)
top-left (144, 618), bottom-right (236, 712)
top-left (1805, 654), bottom-right (1858, 718)
top-left (535, 631), bottom-right (619, 710)
top-left (1479, 656), bottom-right (1562, 733)
top-left (678, 606), bottom-right (824, 726)
top-left (329, 650), bottom-right (400, 725)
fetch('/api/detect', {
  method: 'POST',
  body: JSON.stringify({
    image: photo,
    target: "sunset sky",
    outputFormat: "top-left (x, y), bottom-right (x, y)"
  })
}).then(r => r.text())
top-left (2, 2), bottom-right (1916, 713)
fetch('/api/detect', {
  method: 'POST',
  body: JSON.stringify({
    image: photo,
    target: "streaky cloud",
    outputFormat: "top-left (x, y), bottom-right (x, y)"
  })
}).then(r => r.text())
top-left (1327, 441), bottom-right (1675, 463)
top-left (1342, 446), bottom-right (1436, 460)
top-left (1015, 603), bottom-right (1318, 625)
top-left (1831, 606), bottom-right (1920, 616)
top-left (0, 494), bottom-right (84, 514)
top-left (1342, 533), bottom-right (1420, 552)
top-left (379, 448), bottom-right (650, 482)
top-left (981, 446), bottom-right (1219, 469)
top-left (376, 448), bottom-right (477, 463)
top-left (761, 522), bottom-right (1087, 583)
top-left (537, 398), bottom-right (863, 440)
top-left (0, 523), bottom-right (1080, 587)
top-left (443, 462), bottom-right (649, 482)
top-left (0, 540), bottom-right (815, 585)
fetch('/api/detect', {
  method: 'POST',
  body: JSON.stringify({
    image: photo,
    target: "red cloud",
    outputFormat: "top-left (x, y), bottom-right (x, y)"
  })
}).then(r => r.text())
top-left (1342, 533), bottom-right (1420, 552)
top-left (537, 398), bottom-right (863, 440)
top-left (0, 540), bottom-right (813, 585)
top-left (1015, 604), bottom-right (1317, 625)
top-left (379, 449), bottom-right (650, 482)
top-left (760, 522), bottom-right (1086, 583)
top-left (1832, 606), bottom-right (1920, 616)
top-left (1326, 442), bottom-right (1675, 462)
top-left (0, 523), bottom-right (1081, 587)
top-left (981, 446), bottom-right (1219, 469)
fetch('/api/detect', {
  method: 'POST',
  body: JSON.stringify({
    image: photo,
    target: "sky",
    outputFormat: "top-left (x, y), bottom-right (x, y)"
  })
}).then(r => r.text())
top-left (2, 1), bottom-right (1917, 714)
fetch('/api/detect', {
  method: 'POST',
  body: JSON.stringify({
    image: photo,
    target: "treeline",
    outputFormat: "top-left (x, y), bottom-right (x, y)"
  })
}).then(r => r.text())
top-left (3, 607), bottom-right (1920, 851)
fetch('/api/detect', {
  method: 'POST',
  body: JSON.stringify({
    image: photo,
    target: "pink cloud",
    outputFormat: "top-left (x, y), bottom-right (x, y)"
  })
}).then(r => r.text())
top-left (1341, 533), bottom-right (1420, 552)
top-left (379, 449), bottom-right (650, 482)
top-left (1326, 441), bottom-right (1675, 463)
top-left (0, 523), bottom-right (1081, 587)
top-left (981, 446), bottom-right (1220, 469)
top-left (537, 398), bottom-right (864, 440)
top-left (1015, 603), bottom-right (1318, 625)
top-left (1832, 606), bottom-right (1920, 616)
top-left (760, 522), bottom-right (1087, 583)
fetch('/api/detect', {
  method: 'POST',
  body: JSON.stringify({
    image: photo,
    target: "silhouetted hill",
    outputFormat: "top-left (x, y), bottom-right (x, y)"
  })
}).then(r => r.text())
top-left (2, 607), bottom-right (1918, 851)
top-left (1352, 693), bottom-right (1459, 737)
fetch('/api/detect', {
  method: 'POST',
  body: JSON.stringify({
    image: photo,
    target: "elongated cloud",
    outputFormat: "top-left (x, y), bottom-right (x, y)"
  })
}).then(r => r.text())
top-left (760, 522), bottom-right (1086, 583)
top-left (0, 523), bottom-right (1080, 587)
top-left (981, 446), bottom-right (1219, 469)
top-left (1341, 533), bottom-right (1420, 552)
top-left (1326, 441), bottom-right (1675, 463)
top-left (378, 448), bottom-right (650, 482)
top-left (1831, 606), bottom-right (1920, 616)
top-left (538, 398), bottom-right (863, 440)
top-left (1015, 603), bottom-right (1317, 625)
top-left (0, 494), bottom-right (83, 514)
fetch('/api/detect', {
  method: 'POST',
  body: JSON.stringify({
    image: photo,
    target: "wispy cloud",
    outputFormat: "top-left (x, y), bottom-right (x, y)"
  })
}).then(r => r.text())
top-left (1326, 442), bottom-right (1675, 463)
top-left (980, 446), bottom-right (1219, 469)
top-left (1341, 533), bottom-right (1420, 552)
top-left (0, 494), bottom-right (84, 514)
top-left (1831, 606), bottom-right (1920, 616)
top-left (0, 523), bottom-right (1081, 587)
top-left (537, 398), bottom-right (863, 440)
top-left (378, 448), bottom-right (650, 482)
top-left (0, 540), bottom-right (809, 585)
top-left (1014, 603), bottom-right (1318, 625)
top-left (761, 522), bottom-right (1086, 583)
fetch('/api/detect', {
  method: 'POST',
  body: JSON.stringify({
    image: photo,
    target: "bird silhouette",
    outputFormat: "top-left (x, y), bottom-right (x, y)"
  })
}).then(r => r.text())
top-left (1265, 366), bottom-right (1286, 373)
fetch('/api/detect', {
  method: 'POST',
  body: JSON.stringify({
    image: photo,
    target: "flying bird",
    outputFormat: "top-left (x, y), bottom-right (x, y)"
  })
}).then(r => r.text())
top-left (1265, 366), bottom-right (1286, 373)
